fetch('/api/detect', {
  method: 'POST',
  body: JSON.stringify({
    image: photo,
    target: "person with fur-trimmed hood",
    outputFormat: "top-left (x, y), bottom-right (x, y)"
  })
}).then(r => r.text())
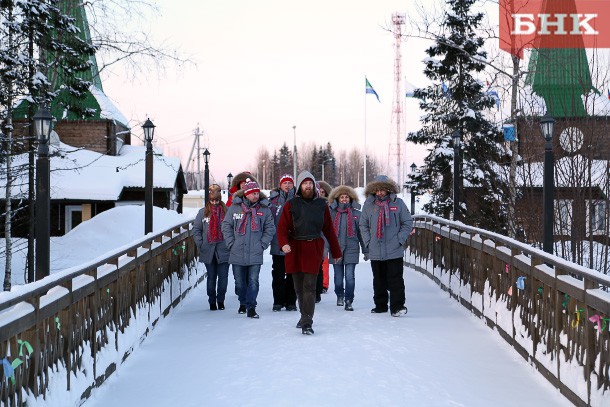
top-left (226, 171), bottom-right (258, 208)
top-left (359, 175), bottom-right (412, 317)
top-left (277, 170), bottom-right (342, 335)
top-left (221, 180), bottom-right (275, 319)
top-left (193, 184), bottom-right (230, 311)
top-left (268, 174), bottom-right (297, 312)
top-left (328, 185), bottom-right (367, 311)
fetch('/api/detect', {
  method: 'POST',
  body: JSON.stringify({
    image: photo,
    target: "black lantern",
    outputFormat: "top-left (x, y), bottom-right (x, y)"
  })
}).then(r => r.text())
top-left (33, 106), bottom-right (55, 282)
top-left (410, 163), bottom-right (417, 214)
top-left (540, 114), bottom-right (556, 255)
top-left (142, 118), bottom-right (156, 143)
top-left (227, 172), bottom-right (233, 189)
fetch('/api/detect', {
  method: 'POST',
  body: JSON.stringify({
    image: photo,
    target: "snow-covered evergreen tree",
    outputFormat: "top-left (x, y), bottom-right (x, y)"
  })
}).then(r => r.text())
top-left (407, 0), bottom-right (510, 233)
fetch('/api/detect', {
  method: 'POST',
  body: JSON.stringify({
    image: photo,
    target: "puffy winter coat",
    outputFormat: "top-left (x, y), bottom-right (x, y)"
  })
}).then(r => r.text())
top-left (193, 207), bottom-right (230, 264)
top-left (359, 176), bottom-right (413, 261)
top-left (329, 201), bottom-right (366, 264)
top-left (221, 191), bottom-right (275, 266)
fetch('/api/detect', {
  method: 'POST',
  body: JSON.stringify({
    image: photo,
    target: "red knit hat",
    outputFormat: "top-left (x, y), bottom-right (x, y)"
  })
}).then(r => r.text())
top-left (279, 174), bottom-right (294, 186)
top-left (243, 180), bottom-right (260, 198)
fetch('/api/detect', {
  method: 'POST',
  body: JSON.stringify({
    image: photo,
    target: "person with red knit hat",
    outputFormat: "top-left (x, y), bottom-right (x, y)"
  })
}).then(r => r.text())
top-left (222, 179), bottom-right (275, 319)
top-left (268, 174), bottom-right (297, 312)
top-left (277, 170), bottom-right (342, 335)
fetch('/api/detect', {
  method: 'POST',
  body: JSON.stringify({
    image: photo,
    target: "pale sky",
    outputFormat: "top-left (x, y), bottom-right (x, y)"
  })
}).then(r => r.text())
top-left (102, 0), bottom-right (441, 187)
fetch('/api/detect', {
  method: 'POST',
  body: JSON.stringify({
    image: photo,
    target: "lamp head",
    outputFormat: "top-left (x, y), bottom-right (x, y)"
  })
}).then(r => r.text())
top-left (539, 114), bottom-right (555, 142)
top-left (33, 106), bottom-right (54, 143)
top-left (203, 148), bottom-right (210, 164)
top-left (410, 162), bottom-right (417, 173)
top-left (452, 130), bottom-right (461, 144)
top-left (142, 118), bottom-right (155, 143)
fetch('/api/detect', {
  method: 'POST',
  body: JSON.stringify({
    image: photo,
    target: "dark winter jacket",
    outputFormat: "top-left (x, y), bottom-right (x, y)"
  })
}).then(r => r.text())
top-left (328, 185), bottom-right (367, 264)
top-left (277, 170), bottom-right (342, 274)
top-left (193, 206), bottom-right (230, 264)
top-left (268, 187), bottom-right (296, 256)
top-left (221, 190), bottom-right (275, 266)
top-left (359, 176), bottom-right (413, 261)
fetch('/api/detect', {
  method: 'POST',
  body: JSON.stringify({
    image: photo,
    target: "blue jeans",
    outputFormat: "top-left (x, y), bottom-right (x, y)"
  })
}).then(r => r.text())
top-left (204, 257), bottom-right (229, 305)
top-left (333, 263), bottom-right (356, 301)
top-left (232, 264), bottom-right (261, 309)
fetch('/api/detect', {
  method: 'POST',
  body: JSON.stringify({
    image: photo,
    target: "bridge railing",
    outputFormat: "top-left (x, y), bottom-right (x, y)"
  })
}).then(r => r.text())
top-left (406, 214), bottom-right (610, 407)
top-left (0, 220), bottom-right (200, 406)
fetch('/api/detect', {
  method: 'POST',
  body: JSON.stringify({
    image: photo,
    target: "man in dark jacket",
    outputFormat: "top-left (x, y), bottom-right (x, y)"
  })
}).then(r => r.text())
top-left (359, 175), bottom-right (413, 317)
top-left (277, 170), bottom-right (342, 335)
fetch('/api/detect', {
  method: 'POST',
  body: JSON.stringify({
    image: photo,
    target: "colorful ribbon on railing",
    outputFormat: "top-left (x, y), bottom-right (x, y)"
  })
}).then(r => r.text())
top-left (172, 242), bottom-right (186, 255)
top-left (55, 316), bottom-right (61, 330)
top-left (2, 358), bottom-right (14, 381)
top-left (434, 236), bottom-right (441, 242)
top-left (588, 315), bottom-right (610, 332)
top-left (409, 228), bottom-right (416, 236)
top-left (505, 264), bottom-right (510, 273)
top-left (507, 286), bottom-right (513, 296)
top-left (562, 294), bottom-right (570, 309)
top-left (17, 340), bottom-right (32, 357)
top-left (516, 276), bottom-right (526, 290)
top-left (537, 286), bottom-right (544, 295)
top-left (572, 309), bottom-right (585, 328)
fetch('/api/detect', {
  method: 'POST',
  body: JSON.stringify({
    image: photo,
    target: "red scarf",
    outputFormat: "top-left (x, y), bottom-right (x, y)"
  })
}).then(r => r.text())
top-left (333, 205), bottom-right (355, 238)
top-left (374, 198), bottom-right (390, 239)
top-left (238, 202), bottom-right (260, 235)
top-left (207, 204), bottom-right (225, 243)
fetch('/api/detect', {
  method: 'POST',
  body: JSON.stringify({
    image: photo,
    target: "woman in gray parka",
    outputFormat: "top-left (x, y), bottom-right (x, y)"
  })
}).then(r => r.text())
top-left (193, 184), bottom-right (230, 311)
top-left (328, 185), bottom-right (367, 311)
top-left (221, 180), bottom-right (275, 319)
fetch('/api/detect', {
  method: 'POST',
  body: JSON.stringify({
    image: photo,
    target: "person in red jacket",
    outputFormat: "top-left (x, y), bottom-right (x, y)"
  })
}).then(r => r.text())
top-left (277, 170), bottom-right (342, 335)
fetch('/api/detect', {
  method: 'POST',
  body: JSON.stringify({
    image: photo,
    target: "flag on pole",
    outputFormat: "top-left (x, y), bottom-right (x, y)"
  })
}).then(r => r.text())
top-left (607, 89), bottom-right (610, 100)
top-left (365, 77), bottom-right (380, 102)
top-left (486, 89), bottom-right (501, 109)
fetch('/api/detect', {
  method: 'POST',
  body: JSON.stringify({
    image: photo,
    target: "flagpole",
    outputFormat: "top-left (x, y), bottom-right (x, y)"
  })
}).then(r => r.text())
top-left (364, 77), bottom-right (367, 188)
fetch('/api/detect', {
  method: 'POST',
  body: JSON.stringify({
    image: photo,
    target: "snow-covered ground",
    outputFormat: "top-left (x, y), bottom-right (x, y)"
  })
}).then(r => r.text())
top-left (82, 254), bottom-right (571, 407)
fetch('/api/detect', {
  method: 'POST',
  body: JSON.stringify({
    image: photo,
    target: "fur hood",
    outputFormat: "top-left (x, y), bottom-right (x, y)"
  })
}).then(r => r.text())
top-left (230, 172), bottom-right (258, 190)
top-left (328, 185), bottom-right (359, 204)
top-left (364, 175), bottom-right (399, 197)
top-left (231, 189), bottom-right (269, 206)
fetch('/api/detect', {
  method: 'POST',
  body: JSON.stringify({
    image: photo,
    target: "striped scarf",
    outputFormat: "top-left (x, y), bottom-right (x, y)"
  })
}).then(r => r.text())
top-left (333, 204), bottom-right (355, 238)
top-left (238, 202), bottom-right (260, 235)
top-left (206, 204), bottom-right (225, 243)
top-left (374, 197), bottom-right (390, 239)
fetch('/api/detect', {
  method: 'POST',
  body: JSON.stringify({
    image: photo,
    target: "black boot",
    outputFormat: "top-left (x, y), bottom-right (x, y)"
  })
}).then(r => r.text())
top-left (210, 303), bottom-right (218, 311)
top-left (247, 308), bottom-right (259, 319)
top-left (301, 325), bottom-right (314, 335)
top-left (337, 296), bottom-right (344, 306)
top-left (371, 306), bottom-right (388, 313)
top-left (238, 304), bottom-right (246, 314)
top-left (217, 302), bottom-right (225, 310)
top-left (344, 300), bottom-right (353, 311)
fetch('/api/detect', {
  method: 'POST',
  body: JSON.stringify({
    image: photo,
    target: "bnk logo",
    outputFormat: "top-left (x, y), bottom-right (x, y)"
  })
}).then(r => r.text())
top-left (500, 0), bottom-right (610, 58)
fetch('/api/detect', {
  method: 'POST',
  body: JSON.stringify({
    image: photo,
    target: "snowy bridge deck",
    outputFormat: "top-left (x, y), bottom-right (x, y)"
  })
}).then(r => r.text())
top-left (3, 216), bottom-right (609, 406)
top-left (83, 262), bottom-right (569, 407)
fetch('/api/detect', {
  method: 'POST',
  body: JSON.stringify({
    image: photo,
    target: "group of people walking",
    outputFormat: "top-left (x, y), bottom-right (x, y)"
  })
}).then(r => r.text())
top-left (192, 169), bottom-right (413, 335)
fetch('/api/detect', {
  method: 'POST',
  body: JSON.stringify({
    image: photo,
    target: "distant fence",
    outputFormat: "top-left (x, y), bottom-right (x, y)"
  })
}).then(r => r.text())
top-left (405, 214), bottom-right (610, 407)
top-left (0, 220), bottom-right (200, 406)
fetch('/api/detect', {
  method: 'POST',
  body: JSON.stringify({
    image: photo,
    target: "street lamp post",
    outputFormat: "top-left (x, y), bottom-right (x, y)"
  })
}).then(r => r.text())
top-left (410, 162), bottom-right (417, 215)
top-left (33, 106), bottom-right (54, 282)
top-left (292, 125), bottom-right (297, 178)
top-left (142, 118), bottom-right (155, 235)
top-left (452, 130), bottom-right (461, 222)
top-left (262, 159), bottom-right (266, 190)
top-left (540, 114), bottom-right (556, 255)
top-left (203, 148), bottom-right (210, 203)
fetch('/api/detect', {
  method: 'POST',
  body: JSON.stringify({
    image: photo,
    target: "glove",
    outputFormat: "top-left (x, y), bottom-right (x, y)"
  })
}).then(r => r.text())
top-left (363, 254), bottom-right (369, 261)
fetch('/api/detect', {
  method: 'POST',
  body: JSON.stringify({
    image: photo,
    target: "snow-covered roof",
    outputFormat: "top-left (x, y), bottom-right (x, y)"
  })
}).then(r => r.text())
top-left (89, 85), bottom-right (130, 127)
top-left (0, 142), bottom-right (183, 201)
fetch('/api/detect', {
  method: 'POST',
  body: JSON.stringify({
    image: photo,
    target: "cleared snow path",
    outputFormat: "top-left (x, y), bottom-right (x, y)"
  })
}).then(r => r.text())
top-left (84, 255), bottom-right (571, 407)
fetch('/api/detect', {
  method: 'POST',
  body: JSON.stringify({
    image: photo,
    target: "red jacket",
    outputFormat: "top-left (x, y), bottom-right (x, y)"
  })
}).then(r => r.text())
top-left (277, 199), bottom-right (341, 274)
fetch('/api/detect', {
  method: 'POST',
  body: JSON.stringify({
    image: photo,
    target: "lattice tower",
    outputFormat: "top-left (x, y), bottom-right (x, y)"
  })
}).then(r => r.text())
top-left (388, 12), bottom-right (405, 187)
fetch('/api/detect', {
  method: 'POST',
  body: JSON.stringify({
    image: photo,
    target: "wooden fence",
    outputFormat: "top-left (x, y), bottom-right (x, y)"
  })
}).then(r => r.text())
top-left (405, 214), bottom-right (610, 407)
top-left (0, 220), bottom-right (199, 406)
